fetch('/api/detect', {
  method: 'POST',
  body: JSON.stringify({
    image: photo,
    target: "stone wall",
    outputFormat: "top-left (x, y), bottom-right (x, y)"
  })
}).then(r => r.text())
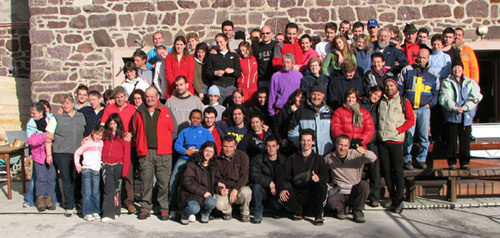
top-left (29, 0), bottom-right (500, 105)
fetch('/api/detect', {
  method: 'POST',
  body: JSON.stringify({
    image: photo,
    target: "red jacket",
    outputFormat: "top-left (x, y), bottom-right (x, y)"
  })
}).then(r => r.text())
top-left (102, 137), bottom-right (131, 177)
top-left (401, 41), bottom-right (420, 65)
top-left (330, 105), bottom-right (375, 147)
top-left (164, 54), bottom-right (195, 98)
top-left (134, 101), bottom-right (174, 156)
top-left (272, 38), bottom-right (304, 68)
top-left (238, 56), bottom-right (259, 104)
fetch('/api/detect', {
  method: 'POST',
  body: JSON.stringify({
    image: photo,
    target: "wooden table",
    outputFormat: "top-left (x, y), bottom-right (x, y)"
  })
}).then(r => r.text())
top-left (0, 146), bottom-right (26, 200)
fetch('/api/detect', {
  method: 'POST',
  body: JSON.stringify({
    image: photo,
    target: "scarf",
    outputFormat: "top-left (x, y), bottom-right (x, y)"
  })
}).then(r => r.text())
top-left (35, 116), bottom-right (47, 132)
top-left (349, 102), bottom-right (363, 128)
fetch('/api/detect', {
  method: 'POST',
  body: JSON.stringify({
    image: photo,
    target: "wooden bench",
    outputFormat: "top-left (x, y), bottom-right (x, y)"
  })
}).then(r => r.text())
top-left (434, 167), bottom-right (500, 202)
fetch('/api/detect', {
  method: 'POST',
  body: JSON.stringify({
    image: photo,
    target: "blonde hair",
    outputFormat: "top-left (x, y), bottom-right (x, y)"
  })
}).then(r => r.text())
top-left (353, 34), bottom-right (372, 54)
top-left (332, 35), bottom-right (353, 62)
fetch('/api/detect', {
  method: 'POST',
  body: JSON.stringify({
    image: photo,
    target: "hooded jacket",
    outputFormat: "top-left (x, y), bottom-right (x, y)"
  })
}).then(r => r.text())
top-left (439, 74), bottom-right (482, 126)
top-left (178, 152), bottom-right (217, 207)
top-left (250, 152), bottom-right (286, 188)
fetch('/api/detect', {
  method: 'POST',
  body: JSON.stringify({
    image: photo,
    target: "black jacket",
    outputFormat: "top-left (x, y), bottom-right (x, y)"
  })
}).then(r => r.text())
top-left (249, 152), bottom-right (286, 188)
top-left (360, 97), bottom-right (380, 144)
top-left (276, 151), bottom-right (328, 192)
top-left (327, 71), bottom-right (364, 111)
top-left (205, 51), bottom-right (241, 87)
top-left (372, 41), bottom-right (408, 75)
top-left (238, 129), bottom-right (274, 159)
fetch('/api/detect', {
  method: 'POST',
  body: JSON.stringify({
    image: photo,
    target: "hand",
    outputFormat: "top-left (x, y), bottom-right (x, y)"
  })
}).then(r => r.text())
top-left (215, 70), bottom-right (225, 77)
top-left (81, 135), bottom-right (91, 145)
top-left (229, 189), bottom-right (238, 204)
top-left (456, 107), bottom-right (464, 114)
top-left (262, 124), bottom-right (269, 132)
top-left (312, 171), bottom-right (320, 183)
top-left (279, 190), bottom-right (290, 202)
top-left (337, 54), bottom-right (344, 64)
top-left (198, 93), bottom-right (204, 100)
top-left (45, 155), bottom-right (53, 166)
top-left (185, 147), bottom-right (198, 156)
top-left (293, 65), bottom-right (301, 71)
top-left (384, 65), bottom-right (391, 70)
top-left (356, 144), bottom-right (366, 156)
top-left (270, 181), bottom-right (276, 196)
top-left (124, 132), bottom-right (132, 142)
top-left (203, 192), bottom-right (212, 198)
top-left (394, 61), bottom-right (400, 66)
top-left (224, 68), bottom-right (234, 74)
top-left (75, 166), bottom-right (82, 174)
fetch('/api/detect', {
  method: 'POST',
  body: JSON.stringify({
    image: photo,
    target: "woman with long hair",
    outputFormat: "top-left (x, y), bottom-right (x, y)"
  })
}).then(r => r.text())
top-left (273, 88), bottom-right (306, 155)
top-left (237, 41), bottom-right (258, 106)
top-left (165, 35), bottom-right (195, 98)
top-left (353, 34), bottom-right (373, 75)
top-left (322, 35), bottom-right (356, 76)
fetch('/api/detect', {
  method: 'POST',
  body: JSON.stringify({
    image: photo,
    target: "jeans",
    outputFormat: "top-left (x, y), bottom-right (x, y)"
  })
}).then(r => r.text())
top-left (251, 183), bottom-right (281, 219)
top-left (102, 163), bottom-right (123, 219)
top-left (404, 106), bottom-right (430, 163)
top-left (34, 161), bottom-right (57, 198)
top-left (168, 158), bottom-right (188, 210)
top-left (182, 197), bottom-right (216, 218)
top-left (81, 168), bottom-right (100, 216)
top-left (53, 153), bottom-right (76, 209)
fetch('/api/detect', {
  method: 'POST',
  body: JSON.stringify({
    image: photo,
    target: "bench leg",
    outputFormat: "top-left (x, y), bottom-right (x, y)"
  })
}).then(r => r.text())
top-left (405, 177), bottom-right (416, 203)
top-left (447, 177), bottom-right (457, 202)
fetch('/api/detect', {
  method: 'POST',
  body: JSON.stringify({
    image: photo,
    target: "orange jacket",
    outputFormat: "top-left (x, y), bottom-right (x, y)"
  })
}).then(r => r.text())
top-left (460, 45), bottom-right (479, 82)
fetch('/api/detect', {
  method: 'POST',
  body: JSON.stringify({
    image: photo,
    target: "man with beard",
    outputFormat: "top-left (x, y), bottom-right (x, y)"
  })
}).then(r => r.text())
top-left (372, 28), bottom-right (408, 74)
top-left (216, 104), bottom-right (248, 144)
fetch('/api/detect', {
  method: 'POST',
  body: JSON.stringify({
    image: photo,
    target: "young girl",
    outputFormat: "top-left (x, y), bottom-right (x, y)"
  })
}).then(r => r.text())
top-left (122, 61), bottom-right (150, 97)
top-left (165, 35), bottom-right (195, 98)
top-left (237, 41), bottom-right (258, 106)
top-left (322, 35), bottom-right (356, 76)
top-left (353, 34), bottom-right (373, 75)
top-left (101, 113), bottom-right (131, 222)
top-left (299, 34), bottom-right (319, 72)
top-left (193, 42), bottom-right (209, 100)
top-left (74, 125), bottom-right (105, 221)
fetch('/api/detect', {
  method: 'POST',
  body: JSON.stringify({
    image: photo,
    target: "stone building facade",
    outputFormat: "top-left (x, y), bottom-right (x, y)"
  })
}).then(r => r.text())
top-left (24, 0), bottom-right (500, 105)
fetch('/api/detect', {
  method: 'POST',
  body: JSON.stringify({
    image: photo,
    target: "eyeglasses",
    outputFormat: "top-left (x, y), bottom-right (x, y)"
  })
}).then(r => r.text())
top-left (262, 32), bottom-right (271, 35)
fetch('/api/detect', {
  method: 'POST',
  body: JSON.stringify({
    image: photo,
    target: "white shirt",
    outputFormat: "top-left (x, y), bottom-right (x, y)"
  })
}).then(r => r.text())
top-left (315, 40), bottom-right (331, 58)
top-left (122, 77), bottom-right (150, 96)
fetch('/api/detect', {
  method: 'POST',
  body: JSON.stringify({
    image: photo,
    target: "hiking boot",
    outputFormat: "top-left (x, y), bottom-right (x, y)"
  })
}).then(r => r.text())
top-left (45, 196), bottom-right (56, 210)
top-left (127, 204), bottom-right (137, 214)
top-left (36, 196), bottom-right (46, 212)
top-left (462, 164), bottom-right (470, 170)
top-left (417, 162), bottom-right (428, 170)
top-left (336, 210), bottom-right (346, 220)
top-left (160, 211), bottom-right (169, 221)
top-left (292, 215), bottom-right (303, 221)
top-left (449, 164), bottom-right (457, 170)
top-left (369, 201), bottom-right (381, 208)
top-left (137, 210), bottom-right (150, 220)
top-left (92, 213), bottom-right (101, 220)
top-left (353, 210), bottom-right (365, 223)
top-left (404, 162), bottom-right (414, 170)
top-left (222, 214), bottom-right (232, 220)
top-left (251, 217), bottom-right (262, 224)
top-left (241, 214), bottom-right (251, 222)
top-left (392, 202), bottom-right (404, 214)
top-left (180, 216), bottom-right (189, 225)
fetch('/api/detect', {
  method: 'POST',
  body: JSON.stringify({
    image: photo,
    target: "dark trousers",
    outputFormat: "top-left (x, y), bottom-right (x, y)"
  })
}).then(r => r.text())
top-left (102, 163), bottom-right (123, 219)
top-left (251, 183), bottom-right (281, 219)
top-left (446, 123), bottom-right (471, 166)
top-left (328, 181), bottom-right (370, 211)
top-left (431, 105), bottom-right (445, 144)
top-left (366, 142), bottom-right (381, 202)
top-left (33, 162), bottom-right (56, 198)
top-left (139, 150), bottom-right (172, 212)
top-left (379, 142), bottom-right (405, 204)
top-left (53, 153), bottom-right (76, 209)
top-left (281, 183), bottom-right (327, 220)
top-left (123, 142), bottom-right (134, 207)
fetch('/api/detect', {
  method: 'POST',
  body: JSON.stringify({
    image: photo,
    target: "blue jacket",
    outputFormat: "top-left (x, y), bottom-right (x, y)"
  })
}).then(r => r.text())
top-left (429, 50), bottom-right (452, 80)
top-left (174, 124), bottom-right (214, 160)
top-left (439, 74), bottom-right (482, 126)
top-left (288, 100), bottom-right (333, 155)
top-left (372, 41), bottom-right (408, 74)
top-left (355, 49), bottom-right (373, 75)
top-left (398, 64), bottom-right (440, 109)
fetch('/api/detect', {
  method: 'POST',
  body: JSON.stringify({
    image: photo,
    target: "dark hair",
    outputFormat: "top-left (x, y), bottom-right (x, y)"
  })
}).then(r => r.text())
top-left (344, 88), bottom-right (360, 102)
top-left (340, 20), bottom-right (351, 27)
top-left (371, 52), bottom-right (385, 61)
top-left (230, 104), bottom-right (247, 126)
top-left (238, 41), bottom-right (253, 58)
top-left (300, 34), bottom-right (312, 44)
top-left (341, 59), bottom-right (357, 73)
top-left (299, 128), bottom-right (315, 141)
top-left (195, 42), bottom-right (209, 62)
top-left (128, 89), bottom-right (145, 106)
top-left (132, 49), bottom-right (147, 61)
top-left (249, 113), bottom-right (264, 122)
top-left (353, 21), bottom-right (364, 29)
top-left (369, 85), bottom-right (384, 93)
top-left (325, 22), bottom-right (338, 31)
top-left (124, 61), bottom-right (138, 78)
top-left (265, 135), bottom-right (279, 145)
top-left (31, 102), bottom-right (46, 115)
top-left (222, 135), bottom-right (236, 143)
top-left (455, 27), bottom-right (464, 34)
top-left (203, 106), bottom-right (218, 117)
top-left (200, 141), bottom-right (218, 158)
top-left (88, 90), bottom-right (101, 98)
top-left (189, 109), bottom-right (203, 119)
top-left (232, 88), bottom-right (244, 98)
top-left (336, 134), bottom-right (351, 144)
top-left (103, 89), bottom-right (114, 102)
top-left (76, 84), bottom-right (89, 93)
top-left (431, 34), bottom-right (444, 44)
top-left (256, 87), bottom-right (268, 96)
top-left (250, 28), bottom-right (261, 35)
top-left (104, 113), bottom-right (124, 140)
top-left (442, 27), bottom-right (455, 36)
top-left (418, 28), bottom-right (430, 35)
top-left (221, 20), bottom-right (234, 29)
top-left (172, 35), bottom-right (189, 58)
top-left (175, 75), bottom-right (188, 84)
top-left (285, 22), bottom-right (299, 32)
top-left (287, 88), bottom-right (306, 106)
top-left (39, 99), bottom-right (51, 112)
top-left (92, 124), bottom-right (105, 135)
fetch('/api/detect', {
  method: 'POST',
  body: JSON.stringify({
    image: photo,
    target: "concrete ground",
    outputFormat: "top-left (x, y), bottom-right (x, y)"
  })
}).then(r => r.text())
top-left (1, 181), bottom-right (500, 237)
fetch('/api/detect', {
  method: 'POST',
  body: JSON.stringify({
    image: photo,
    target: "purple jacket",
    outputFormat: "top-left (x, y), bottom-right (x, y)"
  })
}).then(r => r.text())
top-left (27, 132), bottom-right (47, 165)
top-left (268, 69), bottom-right (302, 116)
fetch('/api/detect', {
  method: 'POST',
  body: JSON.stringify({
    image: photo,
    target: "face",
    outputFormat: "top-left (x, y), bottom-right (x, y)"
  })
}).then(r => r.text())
top-left (216, 36), bottom-right (227, 51)
top-left (126, 69), bottom-right (137, 79)
top-left (368, 26), bottom-right (379, 37)
top-left (190, 112), bottom-right (202, 127)
top-left (295, 93), bottom-right (305, 106)
top-left (309, 61), bottom-right (321, 75)
top-left (452, 65), bottom-right (463, 78)
top-left (283, 57), bottom-right (294, 71)
top-left (251, 31), bottom-right (261, 41)
top-left (250, 117), bottom-right (264, 132)
top-left (335, 38), bottom-right (344, 50)
top-left (378, 30), bottom-right (390, 44)
top-left (109, 120), bottom-right (118, 132)
top-left (455, 30), bottom-right (464, 44)
top-left (431, 40), bottom-right (444, 52)
top-left (384, 81), bottom-right (398, 96)
top-left (153, 33), bottom-right (164, 47)
top-left (91, 132), bottom-right (103, 142)
top-left (188, 38), bottom-right (198, 51)
top-left (232, 108), bottom-right (244, 125)
top-left (356, 37), bottom-right (366, 50)
top-left (133, 93), bottom-right (143, 106)
top-left (300, 134), bottom-right (314, 151)
top-left (346, 93), bottom-right (357, 106)
top-left (276, 34), bottom-right (285, 43)
top-left (286, 27), bottom-right (298, 42)
top-left (335, 138), bottom-right (350, 158)
top-left (145, 88), bottom-right (158, 107)
top-left (232, 92), bottom-right (243, 105)
top-left (417, 49), bottom-right (430, 66)
top-left (222, 140), bottom-right (236, 157)
top-left (62, 99), bottom-right (74, 114)
top-left (203, 146), bottom-right (215, 161)
top-left (418, 32), bottom-right (429, 44)
top-left (157, 48), bottom-right (168, 60)
top-left (353, 27), bottom-right (364, 37)
top-left (208, 94), bottom-right (219, 104)
top-left (300, 37), bottom-right (311, 51)
top-left (345, 70), bottom-right (356, 79)
top-left (175, 40), bottom-right (186, 55)
top-left (222, 25), bottom-right (234, 39)
top-left (261, 26), bottom-right (273, 43)
top-left (310, 91), bottom-right (324, 107)
top-left (88, 94), bottom-right (101, 109)
top-left (175, 79), bottom-right (188, 96)
top-left (30, 108), bottom-right (43, 120)
top-left (372, 57), bottom-right (385, 71)
top-left (239, 45), bottom-right (249, 58)
top-left (265, 140), bottom-right (279, 157)
top-left (257, 93), bottom-right (267, 106)
top-left (133, 56), bottom-right (146, 68)
top-left (114, 92), bottom-right (126, 107)
top-left (325, 28), bottom-right (336, 41)
top-left (443, 33), bottom-right (455, 46)
top-left (340, 23), bottom-right (350, 35)
top-left (77, 89), bottom-right (88, 105)
top-left (404, 32), bottom-right (417, 43)
top-left (196, 49), bottom-right (206, 61)
top-left (203, 112), bottom-right (216, 127)
top-left (369, 90), bottom-right (382, 103)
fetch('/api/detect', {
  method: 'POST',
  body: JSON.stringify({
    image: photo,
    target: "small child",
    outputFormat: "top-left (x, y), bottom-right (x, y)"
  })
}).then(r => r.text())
top-left (74, 125), bottom-right (105, 221)
top-left (101, 113), bottom-right (131, 222)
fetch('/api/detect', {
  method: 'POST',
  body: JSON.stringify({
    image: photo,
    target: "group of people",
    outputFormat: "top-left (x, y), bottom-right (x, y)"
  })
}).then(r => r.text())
top-left (24, 18), bottom-right (483, 226)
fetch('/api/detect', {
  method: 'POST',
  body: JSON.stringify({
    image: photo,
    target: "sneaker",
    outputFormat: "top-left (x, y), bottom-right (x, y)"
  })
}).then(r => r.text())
top-left (200, 214), bottom-right (209, 223)
top-left (404, 162), bottom-right (414, 170)
top-left (22, 202), bottom-right (31, 208)
top-left (101, 217), bottom-right (113, 222)
top-left (314, 218), bottom-right (324, 226)
top-left (169, 210), bottom-right (177, 220)
top-left (353, 210), bottom-right (365, 223)
top-left (84, 215), bottom-right (95, 221)
top-left (92, 213), bottom-right (101, 220)
top-left (241, 214), bottom-right (251, 222)
top-left (369, 201), bottom-right (381, 208)
top-left (417, 162), bottom-right (428, 170)
top-left (188, 214), bottom-right (196, 222)
top-left (222, 214), bottom-right (232, 220)
top-left (127, 204), bottom-right (137, 214)
top-left (335, 210), bottom-right (346, 220)
top-left (160, 211), bottom-right (169, 221)
top-left (180, 216), bottom-right (189, 225)
top-left (64, 209), bottom-right (72, 217)
top-left (138, 210), bottom-right (150, 220)
top-left (114, 215), bottom-right (119, 220)
top-left (449, 164), bottom-right (457, 170)
top-left (462, 164), bottom-right (470, 170)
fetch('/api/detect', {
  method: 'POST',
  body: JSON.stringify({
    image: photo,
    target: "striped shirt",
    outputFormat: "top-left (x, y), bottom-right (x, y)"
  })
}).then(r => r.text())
top-left (74, 139), bottom-right (103, 172)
